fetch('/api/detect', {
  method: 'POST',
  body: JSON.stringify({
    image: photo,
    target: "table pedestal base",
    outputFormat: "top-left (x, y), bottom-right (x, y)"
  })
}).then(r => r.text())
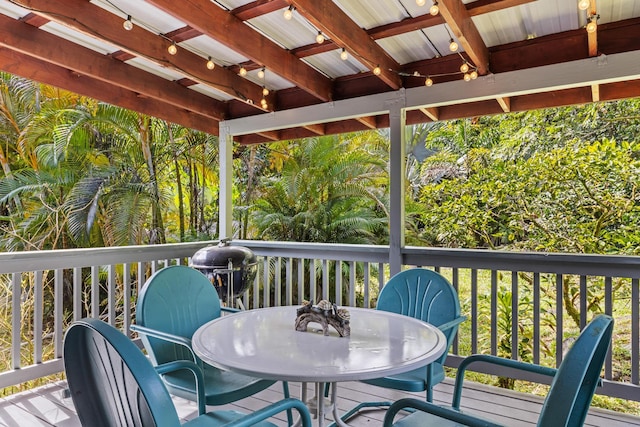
top-left (297, 382), bottom-right (349, 427)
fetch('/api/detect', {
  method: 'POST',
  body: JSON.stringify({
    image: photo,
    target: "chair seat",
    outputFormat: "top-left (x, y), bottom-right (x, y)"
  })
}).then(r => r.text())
top-left (163, 364), bottom-right (276, 405)
top-left (362, 362), bottom-right (445, 393)
top-left (182, 410), bottom-right (278, 427)
top-left (392, 411), bottom-right (486, 427)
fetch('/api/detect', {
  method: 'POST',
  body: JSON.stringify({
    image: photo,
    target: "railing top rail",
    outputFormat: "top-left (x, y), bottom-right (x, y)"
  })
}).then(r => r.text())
top-left (403, 246), bottom-right (640, 277)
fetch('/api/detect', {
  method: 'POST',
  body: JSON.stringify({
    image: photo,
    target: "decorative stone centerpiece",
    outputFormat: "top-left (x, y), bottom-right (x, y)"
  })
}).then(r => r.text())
top-left (295, 300), bottom-right (351, 337)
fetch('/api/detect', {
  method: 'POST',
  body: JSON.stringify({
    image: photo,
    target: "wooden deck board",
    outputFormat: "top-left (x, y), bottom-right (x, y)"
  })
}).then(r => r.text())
top-left (0, 379), bottom-right (638, 426)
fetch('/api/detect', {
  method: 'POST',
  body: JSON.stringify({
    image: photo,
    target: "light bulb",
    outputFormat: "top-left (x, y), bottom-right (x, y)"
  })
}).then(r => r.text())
top-left (316, 32), bottom-right (325, 44)
top-left (430, 3), bottom-right (439, 16)
top-left (416, 0), bottom-right (426, 5)
top-left (123, 15), bottom-right (133, 31)
top-left (425, 77), bottom-right (433, 87)
top-left (257, 68), bottom-right (265, 79)
top-left (206, 57), bottom-right (215, 70)
top-left (464, 73), bottom-right (471, 81)
top-left (460, 63), bottom-right (469, 73)
top-left (340, 48), bottom-right (348, 61)
top-left (470, 70), bottom-right (478, 80)
top-left (449, 39), bottom-right (458, 52)
top-left (578, 0), bottom-right (590, 10)
top-left (239, 67), bottom-right (247, 76)
top-left (283, 6), bottom-right (293, 20)
top-left (373, 66), bottom-right (381, 76)
top-left (262, 87), bottom-right (269, 96)
top-left (167, 42), bottom-right (177, 55)
top-left (261, 99), bottom-right (268, 109)
top-left (586, 19), bottom-right (597, 33)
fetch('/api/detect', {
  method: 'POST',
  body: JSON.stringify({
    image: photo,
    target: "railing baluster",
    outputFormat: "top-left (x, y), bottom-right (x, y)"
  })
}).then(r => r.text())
top-left (632, 277), bottom-right (639, 385)
top-left (91, 265), bottom-right (99, 318)
top-left (349, 261), bottom-right (356, 306)
top-left (11, 273), bottom-right (21, 369)
top-left (533, 272), bottom-right (540, 365)
top-left (580, 275), bottom-right (587, 329)
top-left (123, 263), bottom-right (131, 337)
top-left (556, 274), bottom-right (564, 367)
top-left (452, 268), bottom-right (459, 354)
top-left (322, 259), bottom-right (329, 302)
top-left (285, 257), bottom-right (292, 306)
top-left (73, 267), bottom-right (82, 322)
top-left (511, 271), bottom-right (518, 360)
top-left (54, 269), bottom-right (63, 359)
top-left (309, 259), bottom-right (316, 304)
top-left (275, 257), bottom-right (282, 307)
top-left (604, 276), bottom-right (613, 380)
top-left (108, 265), bottom-right (116, 326)
top-left (364, 262), bottom-right (370, 308)
top-left (471, 269), bottom-right (478, 354)
top-left (335, 261), bottom-right (342, 306)
top-left (263, 257), bottom-right (270, 308)
top-left (490, 270), bottom-right (497, 356)
top-left (297, 258), bottom-right (305, 304)
top-left (34, 271), bottom-right (43, 364)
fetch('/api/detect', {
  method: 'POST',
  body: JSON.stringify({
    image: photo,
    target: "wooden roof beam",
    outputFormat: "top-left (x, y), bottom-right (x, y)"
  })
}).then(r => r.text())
top-left (0, 13), bottom-right (226, 121)
top-left (147, 0), bottom-right (333, 102)
top-left (496, 97), bottom-right (511, 112)
top-left (289, 0), bottom-right (403, 90)
top-left (419, 107), bottom-right (439, 121)
top-left (13, 0), bottom-right (272, 110)
top-left (587, 0), bottom-right (598, 57)
top-left (438, 0), bottom-right (490, 75)
top-left (0, 48), bottom-right (217, 134)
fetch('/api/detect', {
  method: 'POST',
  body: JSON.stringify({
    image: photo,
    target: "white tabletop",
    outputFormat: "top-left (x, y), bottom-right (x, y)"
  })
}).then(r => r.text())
top-left (192, 305), bottom-right (447, 383)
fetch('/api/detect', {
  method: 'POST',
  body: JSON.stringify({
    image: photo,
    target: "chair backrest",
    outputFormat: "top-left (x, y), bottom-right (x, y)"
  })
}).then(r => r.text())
top-left (136, 265), bottom-right (222, 365)
top-left (537, 314), bottom-right (613, 427)
top-left (63, 318), bottom-right (181, 427)
top-left (376, 268), bottom-right (462, 363)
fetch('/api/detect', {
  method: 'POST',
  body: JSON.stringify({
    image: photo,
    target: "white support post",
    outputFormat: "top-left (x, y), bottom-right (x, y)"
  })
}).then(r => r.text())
top-left (219, 123), bottom-right (233, 240)
top-left (388, 94), bottom-right (406, 277)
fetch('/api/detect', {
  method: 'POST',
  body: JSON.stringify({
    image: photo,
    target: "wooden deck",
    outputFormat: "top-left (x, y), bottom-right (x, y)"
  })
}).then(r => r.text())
top-left (1, 378), bottom-right (638, 426)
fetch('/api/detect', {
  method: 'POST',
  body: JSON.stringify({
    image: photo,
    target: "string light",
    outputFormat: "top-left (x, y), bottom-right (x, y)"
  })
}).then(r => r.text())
top-left (123, 15), bottom-right (133, 31)
top-left (416, 0), bottom-right (426, 6)
top-left (167, 42), bottom-right (177, 55)
top-left (257, 67), bottom-right (265, 79)
top-left (470, 70), bottom-right (478, 80)
top-left (425, 76), bottom-right (433, 87)
top-left (239, 66), bottom-right (247, 76)
top-left (464, 73), bottom-right (471, 82)
top-left (340, 48), bottom-right (348, 60)
top-left (460, 62), bottom-right (469, 73)
top-left (586, 15), bottom-right (598, 33)
top-left (373, 65), bottom-right (381, 76)
top-left (449, 39), bottom-right (458, 52)
top-left (430, 1), bottom-right (439, 16)
top-left (262, 86), bottom-right (269, 96)
top-left (578, 0), bottom-right (590, 10)
top-left (283, 5), bottom-right (294, 20)
top-left (260, 98), bottom-right (268, 109)
top-left (206, 57), bottom-right (215, 70)
top-left (316, 31), bottom-right (325, 44)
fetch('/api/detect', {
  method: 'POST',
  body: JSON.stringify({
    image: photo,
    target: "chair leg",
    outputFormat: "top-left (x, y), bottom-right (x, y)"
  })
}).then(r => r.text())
top-left (427, 385), bottom-right (433, 402)
top-left (282, 381), bottom-right (294, 426)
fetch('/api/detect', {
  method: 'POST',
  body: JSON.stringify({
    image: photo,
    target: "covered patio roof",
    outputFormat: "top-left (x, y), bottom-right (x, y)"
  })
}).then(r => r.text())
top-left (2, 0), bottom-right (640, 143)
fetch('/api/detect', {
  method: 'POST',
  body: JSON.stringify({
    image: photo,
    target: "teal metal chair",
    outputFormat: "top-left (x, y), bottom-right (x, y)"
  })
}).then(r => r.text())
top-left (130, 265), bottom-right (286, 408)
top-left (63, 318), bottom-right (312, 427)
top-left (339, 268), bottom-right (466, 422)
top-left (383, 314), bottom-right (614, 427)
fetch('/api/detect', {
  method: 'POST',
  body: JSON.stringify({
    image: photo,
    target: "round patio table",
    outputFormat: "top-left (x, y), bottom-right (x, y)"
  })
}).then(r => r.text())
top-left (192, 305), bottom-right (446, 426)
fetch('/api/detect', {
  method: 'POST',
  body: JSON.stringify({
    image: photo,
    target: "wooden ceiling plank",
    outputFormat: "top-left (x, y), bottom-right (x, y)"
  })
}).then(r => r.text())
top-left (146, 0), bottom-right (332, 102)
top-left (438, 0), bottom-right (490, 75)
top-left (0, 13), bottom-right (226, 121)
top-left (419, 107), bottom-right (439, 121)
top-left (13, 0), bottom-right (270, 109)
top-left (467, 0), bottom-right (536, 16)
top-left (496, 97), bottom-right (511, 112)
top-left (0, 48), bottom-right (218, 134)
top-left (289, 0), bottom-right (403, 90)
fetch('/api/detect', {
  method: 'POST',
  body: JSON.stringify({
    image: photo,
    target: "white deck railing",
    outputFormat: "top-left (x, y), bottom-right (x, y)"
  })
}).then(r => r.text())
top-left (0, 240), bottom-right (638, 403)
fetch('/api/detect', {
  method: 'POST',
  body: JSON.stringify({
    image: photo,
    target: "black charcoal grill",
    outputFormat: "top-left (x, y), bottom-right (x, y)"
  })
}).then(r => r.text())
top-left (190, 239), bottom-right (257, 304)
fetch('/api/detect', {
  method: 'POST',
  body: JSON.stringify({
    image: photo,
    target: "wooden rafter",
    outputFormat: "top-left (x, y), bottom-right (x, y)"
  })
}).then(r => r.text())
top-left (13, 0), bottom-right (272, 110)
top-left (420, 107), bottom-right (439, 121)
top-left (437, 0), bottom-right (490, 75)
top-left (0, 13), bottom-right (226, 120)
top-left (0, 48), bottom-right (217, 133)
top-left (146, 0), bottom-right (333, 102)
top-left (588, 0), bottom-right (598, 57)
top-left (288, 0), bottom-right (403, 90)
